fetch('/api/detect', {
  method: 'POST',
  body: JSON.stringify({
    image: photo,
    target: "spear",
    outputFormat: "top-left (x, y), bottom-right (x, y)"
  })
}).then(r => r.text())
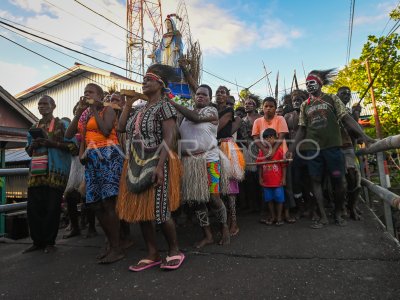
top-left (283, 77), bottom-right (286, 96)
top-left (247, 159), bottom-right (293, 166)
top-left (301, 61), bottom-right (307, 80)
top-left (274, 71), bottom-right (279, 100)
top-left (294, 69), bottom-right (299, 90)
top-left (262, 60), bottom-right (273, 96)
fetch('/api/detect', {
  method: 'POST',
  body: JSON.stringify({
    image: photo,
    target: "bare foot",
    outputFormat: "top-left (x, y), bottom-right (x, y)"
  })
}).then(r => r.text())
top-left (218, 225), bottom-right (230, 245)
top-left (120, 239), bottom-right (134, 250)
top-left (98, 248), bottom-right (125, 264)
top-left (194, 237), bottom-right (214, 249)
top-left (63, 229), bottom-right (80, 239)
top-left (85, 229), bottom-right (97, 238)
top-left (320, 217), bottom-right (329, 225)
top-left (96, 246), bottom-right (110, 260)
top-left (350, 209), bottom-right (362, 221)
top-left (229, 224), bottom-right (239, 236)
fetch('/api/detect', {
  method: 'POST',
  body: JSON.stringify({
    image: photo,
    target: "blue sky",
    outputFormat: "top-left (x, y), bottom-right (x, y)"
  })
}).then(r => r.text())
top-left (0, 0), bottom-right (398, 102)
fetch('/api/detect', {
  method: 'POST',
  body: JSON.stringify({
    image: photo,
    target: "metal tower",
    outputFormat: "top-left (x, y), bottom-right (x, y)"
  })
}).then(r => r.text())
top-left (126, 0), bottom-right (163, 80)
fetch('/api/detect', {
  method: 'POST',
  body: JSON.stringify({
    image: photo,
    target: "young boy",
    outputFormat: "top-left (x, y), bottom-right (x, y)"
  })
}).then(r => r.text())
top-left (257, 128), bottom-right (287, 226)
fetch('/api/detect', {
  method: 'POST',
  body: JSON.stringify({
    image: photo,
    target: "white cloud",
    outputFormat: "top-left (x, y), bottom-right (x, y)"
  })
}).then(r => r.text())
top-left (174, 0), bottom-right (258, 54)
top-left (259, 19), bottom-right (303, 49)
top-left (6, 0), bottom-right (303, 57)
top-left (354, 1), bottom-right (397, 26)
top-left (0, 60), bottom-right (39, 94)
top-left (9, 0), bottom-right (45, 13)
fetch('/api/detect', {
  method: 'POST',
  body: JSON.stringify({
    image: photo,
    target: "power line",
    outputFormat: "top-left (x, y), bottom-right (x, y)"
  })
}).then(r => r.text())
top-left (0, 20), bottom-right (142, 76)
top-left (381, 1), bottom-right (400, 35)
top-left (73, 0), bottom-right (155, 46)
top-left (0, 33), bottom-right (112, 90)
top-left (201, 69), bottom-right (246, 89)
top-left (346, 0), bottom-right (356, 65)
top-left (0, 16), bottom-right (125, 63)
top-left (42, 0), bottom-right (125, 43)
top-left (0, 24), bottom-right (100, 70)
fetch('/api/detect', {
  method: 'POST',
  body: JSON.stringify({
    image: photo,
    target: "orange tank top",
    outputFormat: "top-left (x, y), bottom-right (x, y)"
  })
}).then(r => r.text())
top-left (85, 114), bottom-right (119, 149)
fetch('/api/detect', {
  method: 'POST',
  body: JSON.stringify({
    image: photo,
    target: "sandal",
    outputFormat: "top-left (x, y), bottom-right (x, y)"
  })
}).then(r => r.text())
top-left (160, 253), bottom-right (185, 270)
top-left (335, 217), bottom-right (347, 227)
top-left (284, 217), bottom-right (296, 224)
top-left (310, 221), bottom-right (325, 229)
top-left (129, 258), bottom-right (162, 272)
top-left (275, 220), bottom-right (284, 226)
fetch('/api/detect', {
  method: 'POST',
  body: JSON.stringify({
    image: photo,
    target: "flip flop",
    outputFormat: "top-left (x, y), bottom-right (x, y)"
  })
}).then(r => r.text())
top-left (160, 253), bottom-right (185, 270)
top-left (230, 228), bottom-right (240, 236)
top-left (310, 222), bottom-right (324, 229)
top-left (284, 217), bottom-right (296, 224)
top-left (129, 259), bottom-right (162, 272)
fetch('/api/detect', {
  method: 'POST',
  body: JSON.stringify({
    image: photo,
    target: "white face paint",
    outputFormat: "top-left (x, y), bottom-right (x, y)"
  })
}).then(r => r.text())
top-left (306, 79), bottom-right (320, 94)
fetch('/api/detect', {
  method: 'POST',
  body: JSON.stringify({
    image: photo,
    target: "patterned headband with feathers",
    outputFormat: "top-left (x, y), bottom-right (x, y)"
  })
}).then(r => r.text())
top-left (307, 68), bottom-right (337, 86)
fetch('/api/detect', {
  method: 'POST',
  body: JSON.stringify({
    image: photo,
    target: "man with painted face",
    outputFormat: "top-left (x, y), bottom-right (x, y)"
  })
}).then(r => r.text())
top-left (336, 86), bottom-right (362, 220)
top-left (287, 70), bottom-right (373, 228)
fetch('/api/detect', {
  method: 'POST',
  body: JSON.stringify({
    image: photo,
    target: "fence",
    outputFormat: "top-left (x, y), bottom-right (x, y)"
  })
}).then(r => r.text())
top-left (0, 168), bottom-right (29, 236)
top-left (357, 134), bottom-right (400, 239)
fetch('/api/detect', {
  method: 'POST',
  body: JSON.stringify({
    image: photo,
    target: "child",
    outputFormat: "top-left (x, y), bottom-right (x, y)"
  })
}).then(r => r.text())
top-left (257, 128), bottom-right (286, 226)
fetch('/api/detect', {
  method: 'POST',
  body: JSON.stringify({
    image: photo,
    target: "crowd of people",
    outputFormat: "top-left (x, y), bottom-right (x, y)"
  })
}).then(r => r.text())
top-left (22, 65), bottom-right (374, 272)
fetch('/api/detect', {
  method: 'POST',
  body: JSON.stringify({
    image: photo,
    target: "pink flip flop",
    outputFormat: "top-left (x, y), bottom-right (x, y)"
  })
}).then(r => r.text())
top-left (129, 259), bottom-right (162, 272)
top-left (160, 253), bottom-right (185, 270)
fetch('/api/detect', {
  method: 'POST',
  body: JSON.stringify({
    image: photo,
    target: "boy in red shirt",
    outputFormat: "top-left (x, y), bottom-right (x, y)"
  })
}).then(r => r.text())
top-left (257, 128), bottom-right (287, 226)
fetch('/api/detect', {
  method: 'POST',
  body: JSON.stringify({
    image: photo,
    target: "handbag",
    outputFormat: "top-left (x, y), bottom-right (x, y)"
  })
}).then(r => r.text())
top-left (126, 110), bottom-right (159, 193)
top-left (30, 154), bottom-right (49, 176)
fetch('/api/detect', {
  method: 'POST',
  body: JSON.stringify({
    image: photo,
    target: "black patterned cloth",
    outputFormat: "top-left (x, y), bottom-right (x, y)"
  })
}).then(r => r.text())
top-left (126, 99), bottom-right (177, 224)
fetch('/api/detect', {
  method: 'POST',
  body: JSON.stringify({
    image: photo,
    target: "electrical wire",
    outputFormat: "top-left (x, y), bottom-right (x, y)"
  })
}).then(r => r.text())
top-left (0, 33), bottom-right (114, 90)
top-left (0, 16), bottom-right (126, 63)
top-left (42, 0), bottom-right (125, 43)
top-left (0, 20), bottom-right (141, 76)
top-left (201, 69), bottom-right (246, 89)
top-left (73, 0), bottom-right (155, 46)
top-left (0, 24), bottom-right (100, 70)
top-left (346, 0), bottom-right (355, 64)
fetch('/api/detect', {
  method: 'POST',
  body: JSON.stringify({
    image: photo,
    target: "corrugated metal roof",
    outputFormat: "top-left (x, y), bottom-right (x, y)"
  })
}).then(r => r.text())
top-left (15, 63), bottom-right (140, 100)
top-left (348, 93), bottom-right (373, 117)
top-left (5, 148), bottom-right (31, 163)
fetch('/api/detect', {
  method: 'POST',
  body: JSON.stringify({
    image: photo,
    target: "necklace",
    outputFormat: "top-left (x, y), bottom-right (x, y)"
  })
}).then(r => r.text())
top-left (310, 92), bottom-right (324, 102)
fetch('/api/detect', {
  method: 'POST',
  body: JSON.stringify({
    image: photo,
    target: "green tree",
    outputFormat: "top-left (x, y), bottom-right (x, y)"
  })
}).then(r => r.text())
top-left (325, 30), bottom-right (400, 138)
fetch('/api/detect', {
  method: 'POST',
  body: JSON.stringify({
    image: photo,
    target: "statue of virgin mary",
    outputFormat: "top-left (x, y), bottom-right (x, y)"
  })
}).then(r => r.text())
top-left (153, 14), bottom-right (184, 68)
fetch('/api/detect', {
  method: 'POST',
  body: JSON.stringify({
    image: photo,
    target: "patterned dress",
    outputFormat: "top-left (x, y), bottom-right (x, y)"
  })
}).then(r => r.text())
top-left (78, 108), bottom-right (124, 204)
top-left (124, 99), bottom-right (179, 224)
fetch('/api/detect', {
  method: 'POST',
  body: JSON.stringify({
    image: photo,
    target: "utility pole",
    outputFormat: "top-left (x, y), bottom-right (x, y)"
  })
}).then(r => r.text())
top-left (365, 60), bottom-right (383, 139)
top-left (365, 59), bottom-right (394, 236)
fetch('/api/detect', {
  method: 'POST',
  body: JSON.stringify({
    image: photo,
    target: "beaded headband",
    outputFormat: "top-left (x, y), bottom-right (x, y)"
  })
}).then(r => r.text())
top-left (144, 72), bottom-right (166, 88)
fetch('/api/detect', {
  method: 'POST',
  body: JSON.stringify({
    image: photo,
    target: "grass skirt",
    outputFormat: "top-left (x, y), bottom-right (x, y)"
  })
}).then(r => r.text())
top-left (116, 152), bottom-right (182, 223)
top-left (219, 139), bottom-right (245, 195)
top-left (181, 154), bottom-right (209, 204)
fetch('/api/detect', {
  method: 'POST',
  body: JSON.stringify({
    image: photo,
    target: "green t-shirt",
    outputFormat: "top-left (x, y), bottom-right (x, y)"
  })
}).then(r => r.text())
top-left (298, 94), bottom-right (347, 150)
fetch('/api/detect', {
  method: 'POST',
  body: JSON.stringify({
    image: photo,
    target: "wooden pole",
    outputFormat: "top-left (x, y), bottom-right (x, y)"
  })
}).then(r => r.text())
top-left (365, 60), bottom-right (383, 139)
top-left (365, 59), bottom-right (394, 236)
